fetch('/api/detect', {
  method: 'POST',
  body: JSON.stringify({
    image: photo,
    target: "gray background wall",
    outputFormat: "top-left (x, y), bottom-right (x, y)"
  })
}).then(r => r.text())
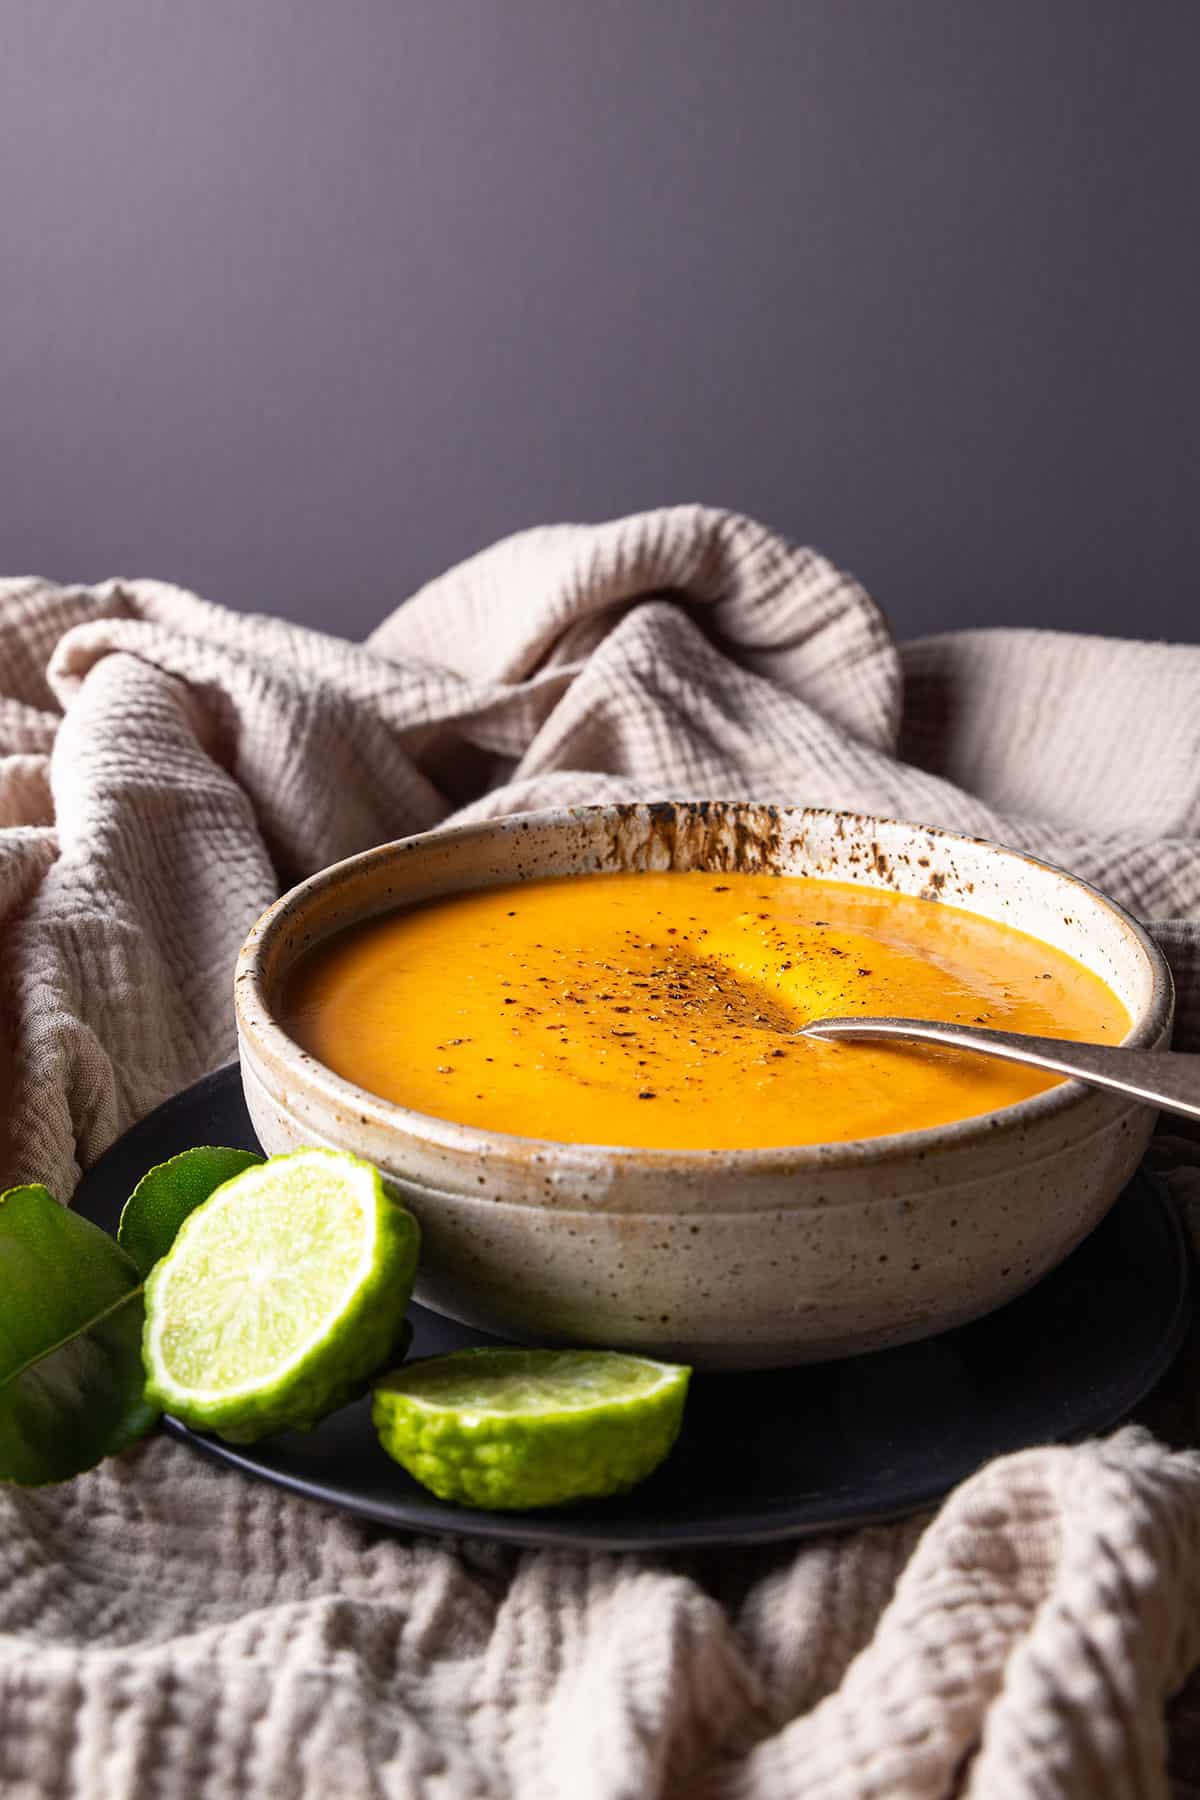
top-left (2, 1), bottom-right (1197, 644)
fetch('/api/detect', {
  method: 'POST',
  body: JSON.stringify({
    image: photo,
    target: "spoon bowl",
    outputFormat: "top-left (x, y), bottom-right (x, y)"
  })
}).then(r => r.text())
top-left (801, 1016), bottom-right (1199, 1123)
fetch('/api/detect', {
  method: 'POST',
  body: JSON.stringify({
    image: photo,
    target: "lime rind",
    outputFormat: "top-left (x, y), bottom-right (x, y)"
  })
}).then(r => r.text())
top-left (372, 1348), bottom-right (690, 1510)
top-left (143, 1148), bottom-right (419, 1443)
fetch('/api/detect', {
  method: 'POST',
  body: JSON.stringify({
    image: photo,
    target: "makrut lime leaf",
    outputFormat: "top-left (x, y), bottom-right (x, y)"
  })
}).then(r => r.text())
top-left (118, 1144), bottom-right (264, 1276)
top-left (0, 1184), bottom-right (159, 1486)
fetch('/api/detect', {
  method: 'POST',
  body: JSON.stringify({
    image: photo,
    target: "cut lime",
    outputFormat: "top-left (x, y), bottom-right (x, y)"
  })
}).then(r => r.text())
top-left (372, 1347), bottom-right (691, 1510)
top-left (143, 1148), bottom-right (419, 1443)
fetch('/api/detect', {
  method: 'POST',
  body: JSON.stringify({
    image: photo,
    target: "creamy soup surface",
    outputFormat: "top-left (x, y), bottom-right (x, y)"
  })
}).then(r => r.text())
top-left (282, 872), bottom-right (1129, 1150)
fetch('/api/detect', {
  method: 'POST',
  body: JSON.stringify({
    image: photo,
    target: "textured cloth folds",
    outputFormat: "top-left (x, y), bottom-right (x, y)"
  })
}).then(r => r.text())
top-left (2, 505), bottom-right (1200, 1797)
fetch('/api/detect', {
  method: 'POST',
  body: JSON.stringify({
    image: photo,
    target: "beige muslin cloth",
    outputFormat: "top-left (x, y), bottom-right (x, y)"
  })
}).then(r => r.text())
top-left (3, 508), bottom-right (1200, 1798)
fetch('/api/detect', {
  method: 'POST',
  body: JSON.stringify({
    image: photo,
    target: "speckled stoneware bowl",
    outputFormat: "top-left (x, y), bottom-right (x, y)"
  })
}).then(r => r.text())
top-left (235, 803), bottom-right (1172, 1368)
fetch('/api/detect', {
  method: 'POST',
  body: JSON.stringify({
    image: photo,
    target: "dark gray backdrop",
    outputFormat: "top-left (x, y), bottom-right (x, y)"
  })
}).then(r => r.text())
top-left (3, 1), bottom-right (1197, 643)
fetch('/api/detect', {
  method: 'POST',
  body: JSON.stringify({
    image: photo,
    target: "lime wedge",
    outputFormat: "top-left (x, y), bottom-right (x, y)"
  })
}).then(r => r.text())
top-left (143, 1148), bottom-right (419, 1443)
top-left (372, 1348), bottom-right (691, 1510)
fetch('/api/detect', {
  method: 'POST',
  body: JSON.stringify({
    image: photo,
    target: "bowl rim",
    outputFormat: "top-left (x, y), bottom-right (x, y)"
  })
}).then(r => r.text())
top-left (234, 801), bottom-right (1174, 1177)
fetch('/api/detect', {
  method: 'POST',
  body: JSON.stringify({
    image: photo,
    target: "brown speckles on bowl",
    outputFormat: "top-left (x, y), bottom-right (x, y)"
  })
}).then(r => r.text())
top-left (234, 802), bottom-right (1172, 1368)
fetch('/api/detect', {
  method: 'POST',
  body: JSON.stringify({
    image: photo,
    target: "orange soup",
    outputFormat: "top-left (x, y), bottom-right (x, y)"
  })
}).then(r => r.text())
top-left (282, 872), bottom-right (1129, 1150)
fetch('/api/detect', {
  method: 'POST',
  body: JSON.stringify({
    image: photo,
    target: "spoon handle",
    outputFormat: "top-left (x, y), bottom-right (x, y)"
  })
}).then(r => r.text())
top-left (802, 1016), bottom-right (1200, 1124)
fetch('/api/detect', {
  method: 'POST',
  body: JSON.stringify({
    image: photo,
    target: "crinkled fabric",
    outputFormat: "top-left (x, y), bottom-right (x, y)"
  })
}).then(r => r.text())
top-left (2, 507), bottom-right (1200, 1798)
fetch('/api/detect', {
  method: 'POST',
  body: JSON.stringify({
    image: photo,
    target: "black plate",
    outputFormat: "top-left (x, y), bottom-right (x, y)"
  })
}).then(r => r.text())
top-left (74, 1065), bottom-right (1191, 1551)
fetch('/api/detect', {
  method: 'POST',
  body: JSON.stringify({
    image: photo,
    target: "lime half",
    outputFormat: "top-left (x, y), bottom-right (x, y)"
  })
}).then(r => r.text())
top-left (372, 1348), bottom-right (691, 1510)
top-left (143, 1148), bottom-right (419, 1443)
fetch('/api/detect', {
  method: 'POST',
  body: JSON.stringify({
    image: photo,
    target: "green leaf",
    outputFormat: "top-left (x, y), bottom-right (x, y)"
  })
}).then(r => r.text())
top-left (0, 1185), bottom-right (159, 1485)
top-left (117, 1145), bottom-right (264, 1277)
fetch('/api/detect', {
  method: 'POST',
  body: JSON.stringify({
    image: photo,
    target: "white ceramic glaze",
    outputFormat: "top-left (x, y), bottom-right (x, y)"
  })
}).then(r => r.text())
top-left (234, 803), bottom-right (1173, 1368)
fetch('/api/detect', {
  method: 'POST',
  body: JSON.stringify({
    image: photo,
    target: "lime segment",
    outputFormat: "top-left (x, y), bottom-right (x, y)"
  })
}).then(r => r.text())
top-left (143, 1148), bottom-right (419, 1442)
top-left (372, 1347), bottom-right (691, 1510)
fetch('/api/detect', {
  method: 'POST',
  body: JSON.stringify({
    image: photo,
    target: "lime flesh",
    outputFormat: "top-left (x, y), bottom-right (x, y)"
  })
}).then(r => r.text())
top-left (143, 1148), bottom-right (419, 1442)
top-left (372, 1348), bottom-right (691, 1510)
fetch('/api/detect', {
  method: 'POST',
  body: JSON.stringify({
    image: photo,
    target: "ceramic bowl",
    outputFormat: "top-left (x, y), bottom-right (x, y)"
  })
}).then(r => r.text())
top-left (234, 803), bottom-right (1172, 1368)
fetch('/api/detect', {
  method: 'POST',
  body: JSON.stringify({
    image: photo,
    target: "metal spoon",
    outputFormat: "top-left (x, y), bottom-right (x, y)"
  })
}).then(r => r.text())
top-left (801, 1015), bottom-right (1200, 1124)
